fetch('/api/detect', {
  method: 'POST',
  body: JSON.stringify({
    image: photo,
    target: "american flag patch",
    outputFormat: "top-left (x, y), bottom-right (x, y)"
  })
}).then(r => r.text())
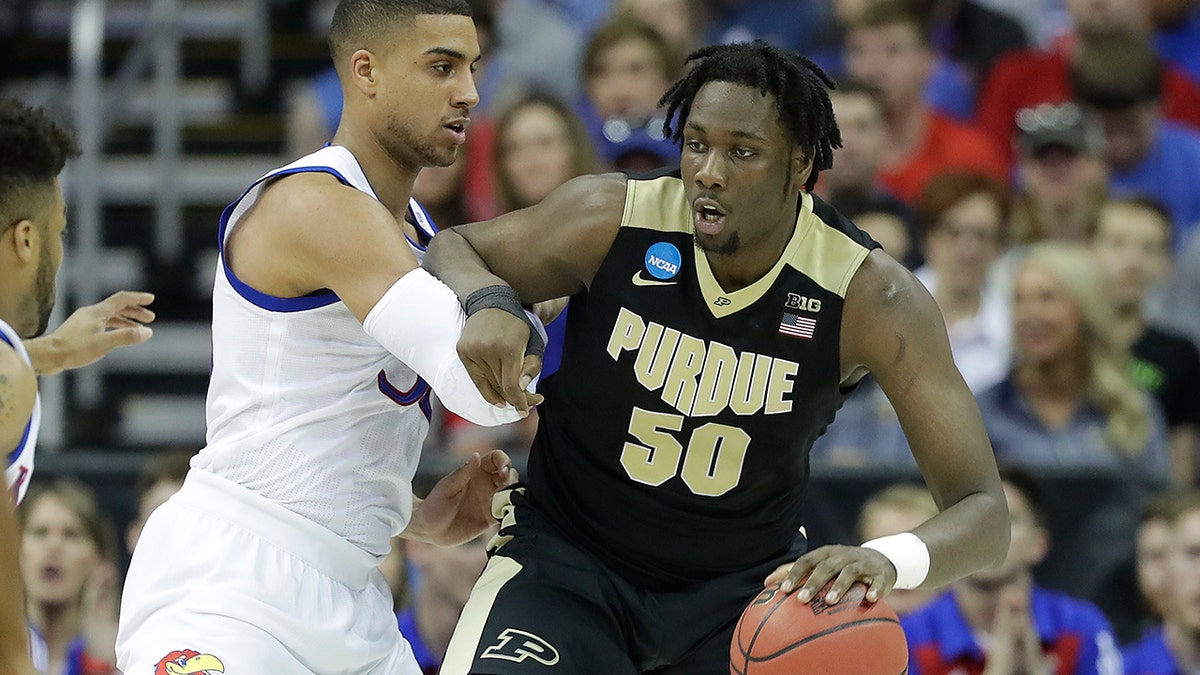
top-left (779, 312), bottom-right (816, 339)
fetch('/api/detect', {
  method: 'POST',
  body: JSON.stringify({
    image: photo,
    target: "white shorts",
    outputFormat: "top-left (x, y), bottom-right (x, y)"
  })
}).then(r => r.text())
top-left (116, 468), bottom-right (420, 675)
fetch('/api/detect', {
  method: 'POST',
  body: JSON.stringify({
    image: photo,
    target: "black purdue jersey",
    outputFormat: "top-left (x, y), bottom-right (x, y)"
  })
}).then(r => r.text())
top-left (527, 172), bottom-right (879, 589)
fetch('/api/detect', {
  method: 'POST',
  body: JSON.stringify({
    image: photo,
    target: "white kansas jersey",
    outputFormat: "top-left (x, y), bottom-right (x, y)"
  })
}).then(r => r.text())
top-left (1, 318), bottom-right (38, 505)
top-left (195, 145), bottom-right (441, 557)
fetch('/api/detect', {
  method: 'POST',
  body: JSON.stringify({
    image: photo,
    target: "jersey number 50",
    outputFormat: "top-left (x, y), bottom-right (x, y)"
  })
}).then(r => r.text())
top-left (620, 407), bottom-right (749, 497)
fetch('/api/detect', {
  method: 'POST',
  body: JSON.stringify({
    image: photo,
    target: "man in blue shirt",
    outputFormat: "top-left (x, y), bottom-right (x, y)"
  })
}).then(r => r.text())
top-left (1124, 490), bottom-right (1200, 675)
top-left (1074, 33), bottom-right (1200, 251)
top-left (903, 468), bottom-right (1123, 675)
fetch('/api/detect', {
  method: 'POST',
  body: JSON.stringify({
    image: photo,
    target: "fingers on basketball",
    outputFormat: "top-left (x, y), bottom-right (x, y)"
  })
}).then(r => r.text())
top-left (730, 581), bottom-right (908, 675)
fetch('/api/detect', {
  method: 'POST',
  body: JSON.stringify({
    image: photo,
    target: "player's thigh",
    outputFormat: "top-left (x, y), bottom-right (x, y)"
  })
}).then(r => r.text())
top-left (442, 553), bottom-right (638, 675)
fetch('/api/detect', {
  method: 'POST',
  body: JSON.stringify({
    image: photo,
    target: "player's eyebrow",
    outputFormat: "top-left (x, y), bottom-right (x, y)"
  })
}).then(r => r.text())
top-left (686, 122), bottom-right (766, 143)
top-left (424, 46), bottom-right (480, 65)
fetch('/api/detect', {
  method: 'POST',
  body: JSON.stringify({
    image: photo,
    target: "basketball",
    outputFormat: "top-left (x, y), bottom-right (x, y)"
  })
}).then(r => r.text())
top-left (730, 582), bottom-right (908, 675)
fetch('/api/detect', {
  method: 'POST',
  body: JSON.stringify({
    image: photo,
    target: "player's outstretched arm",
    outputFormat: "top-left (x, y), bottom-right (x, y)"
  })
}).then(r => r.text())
top-left (768, 251), bottom-right (1008, 604)
top-left (228, 172), bottom-right (530, 424)
top-left (25, 291), bottom-right (155, 376)
top-left (425, 173), bottom-right (627, 405)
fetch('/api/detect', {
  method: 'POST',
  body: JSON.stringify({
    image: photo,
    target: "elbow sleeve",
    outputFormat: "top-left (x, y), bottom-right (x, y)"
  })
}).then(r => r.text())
top-left (363, 268), bottom-right (522, 426)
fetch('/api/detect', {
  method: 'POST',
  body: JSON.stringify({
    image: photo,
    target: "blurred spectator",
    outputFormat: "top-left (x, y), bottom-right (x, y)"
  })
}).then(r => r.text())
top-left (701, 0), bottom-right (829, 55)
top-left (582, 16), bottom-right (678, 122)
top-left (579, 16), bottom-right (679, 172)
top-left (1123, 490), bottom-right (1200, 673)
top-left (124, 448), bottom-right (194, 555)
top-left (19, 479), bottom-right (119, 675)
top-left (915, 0), bottom-right (1029, 89)
top-left (914, 171), bottom-right (1012, 393)
top-left (972, 0), bottom-right (1071, 48)
top-left (493, 92), bottom-right (597, 213)
top-left (844, 0), bottom-right (1007, 204)
top-left (976, 0), bottom-right (1200, 166)
top-left (836, 191), bottom-right (923, 270)
top-left (1009, 102), bottom-right (1108, 245)
top-left (976, 243), bottom-right (1169, 476)
top-left (814, 0), bottom-right (997, 121)
top-left (1151, 0), bottom-right (1200, 85)
top-left (488, 0), bottom-right (587, 107)
top-left (1072, 35), bottom-right (1200, 249)
top-left (1132, 491), bottom-right (1185, 637)
top-left (857, 483), bottom-right (940, 615)
top-left (1152, 229), bottom-right (1200, 350)
top-left (1091, 197), bottom-right (1200, 485)
top-left (903, 467), bottom-right (1123, 675)
top-left (614, 0), bottom-right (696, 54)
top-left (809, 375), bottom-right (914, 470)
top-left (817, 80), bottom-right (891, 203)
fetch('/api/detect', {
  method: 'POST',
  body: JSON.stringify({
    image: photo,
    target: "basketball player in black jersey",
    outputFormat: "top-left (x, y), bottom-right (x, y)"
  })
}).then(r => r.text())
top-left (426, 41), bottom-right (1009, 674)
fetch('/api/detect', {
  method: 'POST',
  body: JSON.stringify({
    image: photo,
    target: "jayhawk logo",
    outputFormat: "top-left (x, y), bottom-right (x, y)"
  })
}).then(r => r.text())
top-left (155, 649), bottom-right (225, 675)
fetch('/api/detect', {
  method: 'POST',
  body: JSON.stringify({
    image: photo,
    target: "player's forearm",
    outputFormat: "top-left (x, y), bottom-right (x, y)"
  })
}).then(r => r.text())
top-left (424, 229), bottom-right (516, 303)
top-left (22, 335), bottom-right (64, 376)
top-left (362, 269), bottom-right (522, 426)
top-left (912, 489), bottom-right (1009, 588)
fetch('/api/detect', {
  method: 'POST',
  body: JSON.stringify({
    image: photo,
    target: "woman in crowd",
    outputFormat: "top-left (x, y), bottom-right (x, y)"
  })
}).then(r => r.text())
top-left (915, 171), bottom-right (1012, 394)
top-left (19, 479), bottom-right (119, 675)
top-left (492, 92), bottom-right (597, 213)
top-left (976, 243), bottom-right (1169, 478)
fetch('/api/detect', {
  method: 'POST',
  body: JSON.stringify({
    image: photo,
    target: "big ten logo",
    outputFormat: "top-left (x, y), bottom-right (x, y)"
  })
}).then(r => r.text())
top-left (785, 293), bottom-right (821, 313)
top-left (480, 628), bottom-right (561, 666)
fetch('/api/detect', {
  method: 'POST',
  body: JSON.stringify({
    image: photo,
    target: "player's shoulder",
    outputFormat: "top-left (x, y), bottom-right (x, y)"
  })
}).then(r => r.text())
top-left (549, 172), bottom-right (628, 210)
top-left (258, 171), bottom-right (384, 222)
top-left (0, 341), bottom-right (37, 439)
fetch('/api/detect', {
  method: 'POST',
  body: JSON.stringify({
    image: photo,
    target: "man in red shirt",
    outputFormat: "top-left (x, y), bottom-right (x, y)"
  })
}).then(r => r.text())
top-left (845, 0), bottom-right (1007, 204)
top-left (977, 0), bottom-right (1200, 165)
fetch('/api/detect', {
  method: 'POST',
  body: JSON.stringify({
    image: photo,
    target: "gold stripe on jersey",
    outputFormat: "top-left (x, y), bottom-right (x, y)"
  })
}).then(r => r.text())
top-left (441, 556), bottom-right (524, 675)
top-left (620, 174), bottom-right (692, 233)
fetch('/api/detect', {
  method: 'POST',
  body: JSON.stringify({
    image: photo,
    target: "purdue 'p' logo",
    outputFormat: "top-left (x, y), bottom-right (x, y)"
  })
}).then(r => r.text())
top-left (481, 628), bottom-right (561, 666)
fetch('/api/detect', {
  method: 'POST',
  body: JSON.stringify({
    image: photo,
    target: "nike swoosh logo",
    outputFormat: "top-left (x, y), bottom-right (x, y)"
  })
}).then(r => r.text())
top-left (631, 271), bottom-right (678, 287)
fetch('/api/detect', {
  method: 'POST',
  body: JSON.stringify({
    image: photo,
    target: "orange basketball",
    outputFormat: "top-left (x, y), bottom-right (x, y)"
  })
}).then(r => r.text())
top-left (730, 582), bottom-right (908, 675)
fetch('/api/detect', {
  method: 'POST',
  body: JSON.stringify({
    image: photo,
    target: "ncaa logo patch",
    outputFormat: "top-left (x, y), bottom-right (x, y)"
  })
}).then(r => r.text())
top-left (644, 242), bottom-right (682, 280)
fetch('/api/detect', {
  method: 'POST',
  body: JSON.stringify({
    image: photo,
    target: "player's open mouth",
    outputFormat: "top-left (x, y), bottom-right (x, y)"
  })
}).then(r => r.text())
top-left (443, 119), bottom-right (469, 144)
top-left (694, 198), bottom-right (727, 235)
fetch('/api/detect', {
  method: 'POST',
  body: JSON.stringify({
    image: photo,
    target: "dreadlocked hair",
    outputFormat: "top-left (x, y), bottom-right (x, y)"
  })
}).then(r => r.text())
top-left (658, 40), bottom-right (841, 191)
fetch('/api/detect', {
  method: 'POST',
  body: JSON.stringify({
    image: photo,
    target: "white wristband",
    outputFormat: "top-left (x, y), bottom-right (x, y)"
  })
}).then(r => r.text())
top-left (862, 532), bottom-right (930, 590)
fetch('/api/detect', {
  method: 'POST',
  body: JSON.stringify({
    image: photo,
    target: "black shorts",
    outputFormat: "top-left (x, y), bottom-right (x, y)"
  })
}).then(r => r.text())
top-left (441, 487), bottom-right (807, 675)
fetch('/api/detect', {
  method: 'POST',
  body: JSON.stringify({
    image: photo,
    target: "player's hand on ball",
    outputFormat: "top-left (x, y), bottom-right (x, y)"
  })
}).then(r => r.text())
top-left (764, 544), bottom-right (898, 605)
top-left (458, 309), bottom-right (543, 416)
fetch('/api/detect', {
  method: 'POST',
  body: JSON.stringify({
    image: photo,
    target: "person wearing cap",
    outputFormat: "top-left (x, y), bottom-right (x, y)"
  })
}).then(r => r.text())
top-left (976, 0), bottom-right (1200, 166)
top-left (579, 16), bottom-right (680, 173)
top-left (1073, 34), bottom-right (1200, 251)
top-left (1009, 102), bottom-right (1109, 245)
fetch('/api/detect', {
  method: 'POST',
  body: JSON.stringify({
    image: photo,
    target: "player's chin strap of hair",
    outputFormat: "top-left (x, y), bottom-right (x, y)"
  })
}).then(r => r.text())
top-left (861, 532), bottom-right (930, 590)
top-left (463, 285), bottom-right (546, 359)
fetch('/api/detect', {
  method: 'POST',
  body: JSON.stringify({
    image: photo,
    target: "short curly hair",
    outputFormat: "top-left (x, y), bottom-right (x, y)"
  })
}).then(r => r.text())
top-left (0, 97), bottom-right (78, 228)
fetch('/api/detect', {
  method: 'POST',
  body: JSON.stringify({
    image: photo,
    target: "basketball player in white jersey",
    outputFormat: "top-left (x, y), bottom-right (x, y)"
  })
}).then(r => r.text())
top-left (0, 97), bottom-right (156, 675)
top-left (116, 1), bottom-right (543, 673)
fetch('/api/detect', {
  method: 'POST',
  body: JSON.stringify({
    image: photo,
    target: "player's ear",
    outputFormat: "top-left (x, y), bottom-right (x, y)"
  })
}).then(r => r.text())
top-left (4, 219), bottom-right (38, 263)
top-left (791, 148), bottom-right (813, 192)
top-left (349, 49), bottom-right (379, 97)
